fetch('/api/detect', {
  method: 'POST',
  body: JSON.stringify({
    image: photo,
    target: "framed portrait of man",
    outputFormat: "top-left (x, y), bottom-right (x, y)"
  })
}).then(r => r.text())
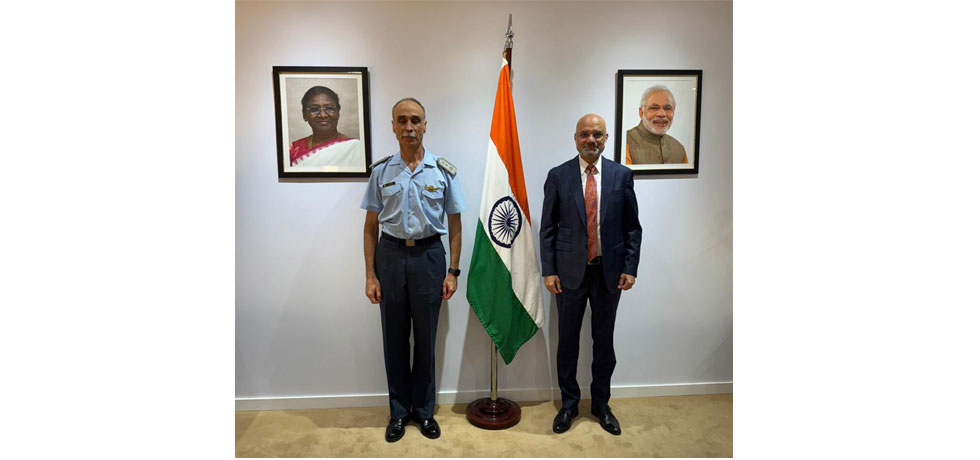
top-left (273, 66), bottom-right (372, 178)
top-left (614, 69), bottom-right (702, 175)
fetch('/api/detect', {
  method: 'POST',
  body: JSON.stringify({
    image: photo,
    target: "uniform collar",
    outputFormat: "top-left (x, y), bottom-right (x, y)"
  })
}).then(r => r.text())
top-left (389, 149), bottom-right (435, 168)
top-left (421, 149), bottom-right (437, 168)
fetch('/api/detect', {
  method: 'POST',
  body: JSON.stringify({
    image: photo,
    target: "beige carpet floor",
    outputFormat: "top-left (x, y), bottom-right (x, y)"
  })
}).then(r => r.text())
top-left (235, 394), bottom-right (732, 457)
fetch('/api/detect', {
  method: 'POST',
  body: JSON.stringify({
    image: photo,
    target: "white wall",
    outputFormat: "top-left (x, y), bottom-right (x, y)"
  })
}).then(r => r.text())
top-left (236, 1), bottom-right (732, 406)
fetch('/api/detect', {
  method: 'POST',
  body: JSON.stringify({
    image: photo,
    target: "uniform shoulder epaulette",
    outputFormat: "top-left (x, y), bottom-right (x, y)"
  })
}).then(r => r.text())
top-left (436, 157), bottom-right (457, 178)
top-left (369, 155), bottom-right (392, 170)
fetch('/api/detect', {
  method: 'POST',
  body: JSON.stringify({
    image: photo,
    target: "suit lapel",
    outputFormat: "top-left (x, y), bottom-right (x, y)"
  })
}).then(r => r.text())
top-left (570, 157), bottom-right (587, 228)
top-left (599, 157), bottom-right (613, 225)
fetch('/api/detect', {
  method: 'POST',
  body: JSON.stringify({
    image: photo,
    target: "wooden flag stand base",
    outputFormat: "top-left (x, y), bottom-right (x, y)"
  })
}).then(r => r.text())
top-left (466, 396), bottom-right (521, 429)
top-left (466, 342), bottom-right (521, 429)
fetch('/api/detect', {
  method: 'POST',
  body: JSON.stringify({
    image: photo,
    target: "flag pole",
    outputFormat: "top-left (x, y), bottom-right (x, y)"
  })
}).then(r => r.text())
top-left (465, 14), bottom-right (522, 430)
top-left (468, 340), bottom-right (521, 429)
top-left (489, 11), bottom-right (514, 403)
top-left (490, 342), bottom-right (498, 400)
top-left (503, 13), bottom-right (514, 78)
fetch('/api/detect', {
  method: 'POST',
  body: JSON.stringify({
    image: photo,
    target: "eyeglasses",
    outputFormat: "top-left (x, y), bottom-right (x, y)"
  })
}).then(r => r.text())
top-left (577, 130), bottom-right (606, 140)
top-left (304, 105), bottom-right (339, 115)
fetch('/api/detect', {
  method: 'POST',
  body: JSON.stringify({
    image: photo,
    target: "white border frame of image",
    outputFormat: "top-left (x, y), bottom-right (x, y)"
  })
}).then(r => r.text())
top-left (278, 72), bottom-right (366, 173)
top-left (620, 74), bottom-right (699, 171)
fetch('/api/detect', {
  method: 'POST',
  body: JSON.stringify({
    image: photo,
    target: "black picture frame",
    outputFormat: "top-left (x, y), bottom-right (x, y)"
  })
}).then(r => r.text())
top-left (614, 69), bottom-right (702, 175)
top-left (273, 66), bottom-right (372, 178)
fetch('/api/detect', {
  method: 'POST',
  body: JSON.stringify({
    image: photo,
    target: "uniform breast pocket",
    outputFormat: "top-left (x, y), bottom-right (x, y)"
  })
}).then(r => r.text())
top-left (421, 186), bottom-right (445, 206)
top-left (380, 183), bottom-right (402, 206)
top-left (381, 183), bottom-right (402, 196)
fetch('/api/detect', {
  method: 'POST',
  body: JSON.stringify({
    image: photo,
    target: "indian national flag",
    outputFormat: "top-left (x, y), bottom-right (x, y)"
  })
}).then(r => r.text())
top-left (466, 57), bottom-right (544, 364)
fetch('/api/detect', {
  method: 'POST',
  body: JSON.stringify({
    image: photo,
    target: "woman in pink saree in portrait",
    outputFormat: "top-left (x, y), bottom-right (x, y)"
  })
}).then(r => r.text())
top-left (288, 86), bottom-right (363, 171)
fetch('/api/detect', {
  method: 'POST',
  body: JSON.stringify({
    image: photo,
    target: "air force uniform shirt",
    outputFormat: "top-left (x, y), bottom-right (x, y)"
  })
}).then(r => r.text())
top-left (360, 150), bottom-right (466, 240)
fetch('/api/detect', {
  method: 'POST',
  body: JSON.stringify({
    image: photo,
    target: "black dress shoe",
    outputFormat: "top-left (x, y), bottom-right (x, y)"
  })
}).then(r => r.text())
top-left (591, 406), bottom-right (622, 435)
top-left (417, 417), bottom-right (441, 439)
top-left (552, 407), bottom-right (579, 433)
top-left (385, 418), bottom-right (407, 442)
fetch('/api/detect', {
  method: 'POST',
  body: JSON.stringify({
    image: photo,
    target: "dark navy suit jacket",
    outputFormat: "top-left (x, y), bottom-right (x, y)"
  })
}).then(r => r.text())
top-left (540, 156), bottom-right (642, 292)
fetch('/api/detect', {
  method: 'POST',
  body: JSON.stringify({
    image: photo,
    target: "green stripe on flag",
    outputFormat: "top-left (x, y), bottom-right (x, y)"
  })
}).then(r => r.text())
top-left (466, 221), bottom-right (539, 364)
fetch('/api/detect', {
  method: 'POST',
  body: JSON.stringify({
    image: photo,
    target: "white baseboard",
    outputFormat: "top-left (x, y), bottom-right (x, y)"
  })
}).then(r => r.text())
top-left (235, 382), bottom-right (732, 412)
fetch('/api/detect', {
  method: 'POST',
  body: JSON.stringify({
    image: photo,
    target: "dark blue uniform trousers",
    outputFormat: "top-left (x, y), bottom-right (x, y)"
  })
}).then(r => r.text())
top-left (556, 263), bottom-right (622, 411)
top-left (375, 236), bottom-right (445, 420)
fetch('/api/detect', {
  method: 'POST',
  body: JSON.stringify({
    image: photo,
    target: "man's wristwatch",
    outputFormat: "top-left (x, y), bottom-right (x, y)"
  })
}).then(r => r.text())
top-left (448, 267), bottom-right (461, 276)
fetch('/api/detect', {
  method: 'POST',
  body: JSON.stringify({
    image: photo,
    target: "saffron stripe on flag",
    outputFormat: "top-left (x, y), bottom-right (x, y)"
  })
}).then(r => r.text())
top-left (489, 61), bottom-right (531, 219)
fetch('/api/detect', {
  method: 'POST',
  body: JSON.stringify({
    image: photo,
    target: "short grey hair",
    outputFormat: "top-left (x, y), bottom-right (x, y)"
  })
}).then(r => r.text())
top-left (391, 97), bottom-right (426, 119)
top-left (640, 85), bottom-right (675, 108)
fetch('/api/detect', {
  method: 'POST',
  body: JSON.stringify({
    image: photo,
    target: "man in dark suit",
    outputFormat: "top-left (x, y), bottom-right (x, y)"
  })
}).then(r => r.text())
top-left (540, 113), bottom-right (642, 436)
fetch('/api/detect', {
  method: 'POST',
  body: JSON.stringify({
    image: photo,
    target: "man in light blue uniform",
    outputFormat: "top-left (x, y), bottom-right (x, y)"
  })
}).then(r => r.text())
top-left (361, 97), bottom-right (465, 443)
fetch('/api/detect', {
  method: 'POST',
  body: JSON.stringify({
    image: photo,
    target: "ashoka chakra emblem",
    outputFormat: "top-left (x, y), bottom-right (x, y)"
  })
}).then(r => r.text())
top-left (488, 196), bottom-right (522, 248)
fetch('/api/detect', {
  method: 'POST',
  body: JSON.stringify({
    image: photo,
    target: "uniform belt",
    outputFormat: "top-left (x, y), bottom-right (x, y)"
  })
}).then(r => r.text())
top-left (381, 232), bottom-right (441, 247)
top-left (587, 256), bottom-right (602, 266)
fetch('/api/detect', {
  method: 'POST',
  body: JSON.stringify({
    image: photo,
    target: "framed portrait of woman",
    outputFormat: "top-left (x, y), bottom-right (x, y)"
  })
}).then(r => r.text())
top-left (273, 66), bottom-right (372, 178)
top-left (614, 69), bottom-right (702, 175)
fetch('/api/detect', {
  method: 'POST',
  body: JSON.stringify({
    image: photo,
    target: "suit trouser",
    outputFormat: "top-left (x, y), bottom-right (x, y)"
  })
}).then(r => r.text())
top-left (556, 263), bottom-right (621, 410)
top-left (375, 237), bottom-right (445, 420)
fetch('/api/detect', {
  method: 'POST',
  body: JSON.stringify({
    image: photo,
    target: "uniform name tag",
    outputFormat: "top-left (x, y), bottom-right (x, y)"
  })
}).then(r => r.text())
top-left (382, 181), bottom-right (396, 188)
